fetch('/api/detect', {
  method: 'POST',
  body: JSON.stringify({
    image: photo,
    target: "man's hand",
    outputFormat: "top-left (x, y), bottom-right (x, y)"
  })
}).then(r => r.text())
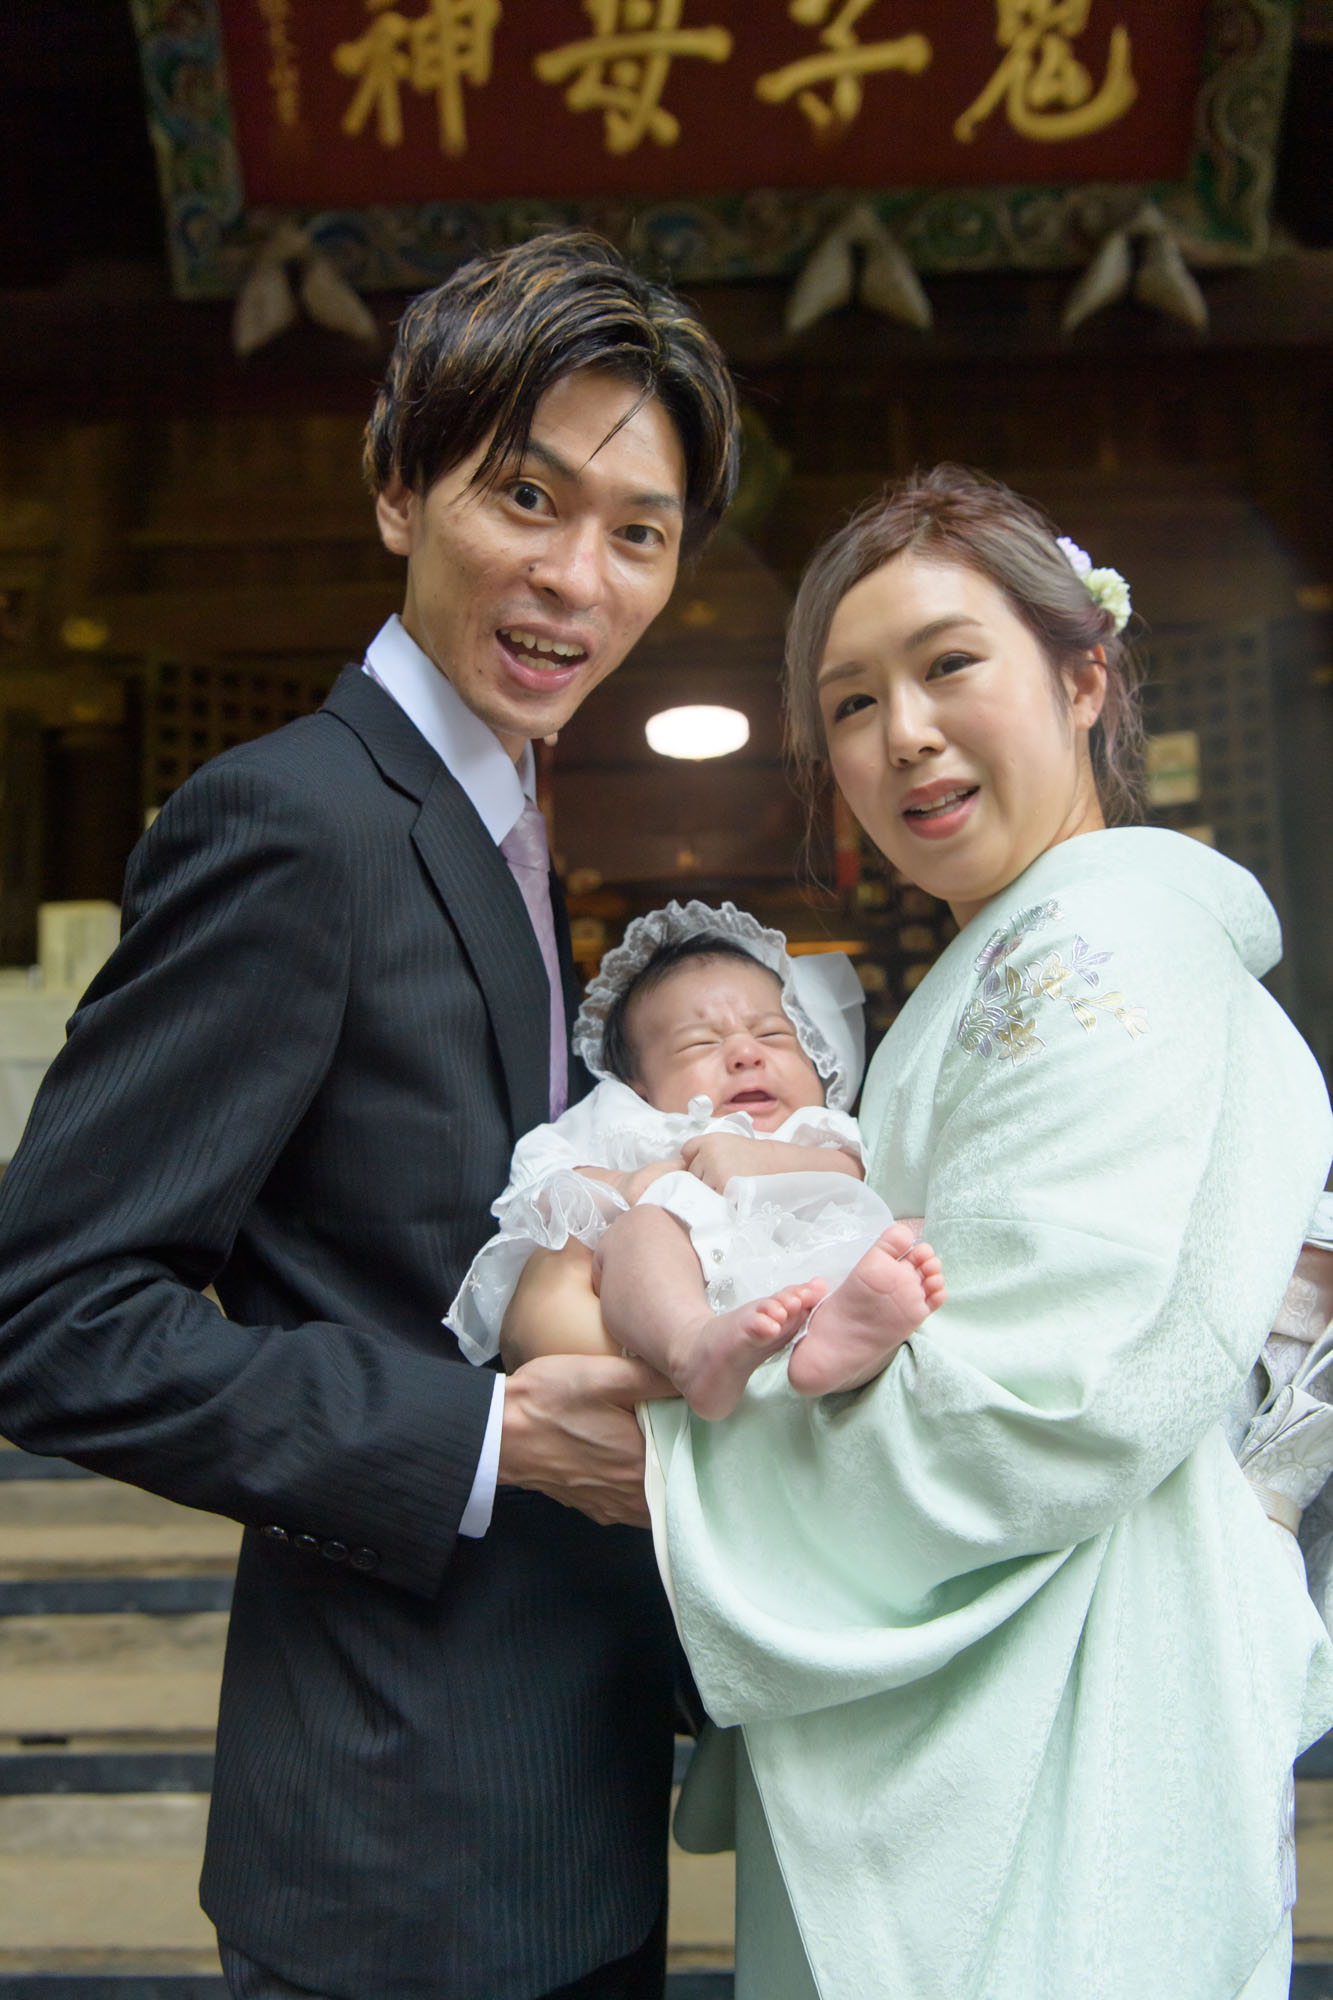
top-left (679, 1133), bottom-right (864, 1192)
top-left (497, 1353), bottom-right (676, 1528)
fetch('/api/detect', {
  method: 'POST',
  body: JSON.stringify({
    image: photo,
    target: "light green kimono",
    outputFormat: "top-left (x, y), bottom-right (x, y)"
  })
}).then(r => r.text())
top-left (647, 828), bottom-right (1333, 2000)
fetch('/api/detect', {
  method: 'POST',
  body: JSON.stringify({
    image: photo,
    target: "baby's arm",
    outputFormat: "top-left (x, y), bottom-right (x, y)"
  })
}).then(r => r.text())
top-left (679, 1133), bottom-right (863, 1194)
top-left (500, 1239), bottom-right (620, 1369)
top-left (574, 1156), bottom-right (688, 1207)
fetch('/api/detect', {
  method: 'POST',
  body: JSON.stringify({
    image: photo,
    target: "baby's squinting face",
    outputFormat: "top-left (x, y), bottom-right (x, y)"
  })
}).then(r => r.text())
top-left (627, 957), bottom-right (826, 1132)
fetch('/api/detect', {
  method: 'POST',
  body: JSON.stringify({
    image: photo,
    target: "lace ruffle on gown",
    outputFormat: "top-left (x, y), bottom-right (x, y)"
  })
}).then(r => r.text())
top-left (446, 1078), bottom-right (893, 1367)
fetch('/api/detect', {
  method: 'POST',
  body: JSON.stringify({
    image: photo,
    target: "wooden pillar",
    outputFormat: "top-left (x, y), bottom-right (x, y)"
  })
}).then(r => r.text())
top-left (0, 711), bottom-right (46, 965)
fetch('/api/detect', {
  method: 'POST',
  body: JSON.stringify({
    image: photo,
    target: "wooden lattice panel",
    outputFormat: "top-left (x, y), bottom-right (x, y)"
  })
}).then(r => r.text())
top-left (143, 661), bottom-right (334, 810)
top-left (1143, 622), bottom-right (1286, 918)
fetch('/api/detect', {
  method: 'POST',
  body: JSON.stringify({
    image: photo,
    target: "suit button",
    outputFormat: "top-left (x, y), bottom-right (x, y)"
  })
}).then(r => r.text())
top-left (348, 1546), bottom-right (379, 1572)
top-left (260, 1524), bottom-right (289, 1543)
top-left (293, 1533), bottom-right (320, 1554)
top-left (322, 1540), bottom-right (349, 1563)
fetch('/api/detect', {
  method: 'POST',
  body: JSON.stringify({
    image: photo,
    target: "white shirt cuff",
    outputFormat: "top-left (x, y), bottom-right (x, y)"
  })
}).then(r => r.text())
top-left (458, 1373), bottom-right (505, 1538)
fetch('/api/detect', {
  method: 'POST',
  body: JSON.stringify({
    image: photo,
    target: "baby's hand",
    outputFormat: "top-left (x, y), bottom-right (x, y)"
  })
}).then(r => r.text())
top-left (680, 1135), bottom-right (863, 1192)
top-left (679, 1133), bottom-right (780, 1192)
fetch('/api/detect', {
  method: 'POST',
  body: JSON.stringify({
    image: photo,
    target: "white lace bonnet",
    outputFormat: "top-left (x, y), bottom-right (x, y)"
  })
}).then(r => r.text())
top-left (571, 899), bottom-right (866, 1111)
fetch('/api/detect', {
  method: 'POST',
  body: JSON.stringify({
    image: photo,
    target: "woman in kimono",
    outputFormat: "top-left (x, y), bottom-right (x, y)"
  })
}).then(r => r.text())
top-left (508, 465), bottom-right (1333, 1999)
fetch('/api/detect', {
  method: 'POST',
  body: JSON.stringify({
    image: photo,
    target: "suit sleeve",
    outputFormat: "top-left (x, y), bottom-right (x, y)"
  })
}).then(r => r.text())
top-left (0, 752), bottom-right (494, 1599)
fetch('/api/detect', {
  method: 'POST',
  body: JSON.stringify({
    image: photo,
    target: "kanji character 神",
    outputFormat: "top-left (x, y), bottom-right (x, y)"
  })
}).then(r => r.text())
top-left (333, 0), bottom-right (501, 156)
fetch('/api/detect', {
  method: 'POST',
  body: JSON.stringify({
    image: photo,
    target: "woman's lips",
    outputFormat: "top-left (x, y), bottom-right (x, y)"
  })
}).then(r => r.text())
top-left (900, 783), bottom-right (979, 841)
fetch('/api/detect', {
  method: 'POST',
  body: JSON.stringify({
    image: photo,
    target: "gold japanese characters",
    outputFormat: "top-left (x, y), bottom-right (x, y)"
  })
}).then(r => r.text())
top-left (326, 0), bottom-right (1139, 161)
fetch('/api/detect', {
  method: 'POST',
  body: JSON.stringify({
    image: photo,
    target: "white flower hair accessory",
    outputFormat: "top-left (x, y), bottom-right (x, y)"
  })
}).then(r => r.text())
top-left (1057, 535), bottom-right (1132, 634)
top-left (572, 899), bottom-right (866, 1110)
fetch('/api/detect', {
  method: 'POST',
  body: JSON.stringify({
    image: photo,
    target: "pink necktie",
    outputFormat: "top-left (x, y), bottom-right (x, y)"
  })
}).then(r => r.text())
top-left (500, 801), bottom-right (568, 1119)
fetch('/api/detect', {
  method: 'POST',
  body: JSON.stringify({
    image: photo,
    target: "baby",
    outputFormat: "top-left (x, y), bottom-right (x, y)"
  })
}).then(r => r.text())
top-left (448, 902), bottom-right (944, 1419)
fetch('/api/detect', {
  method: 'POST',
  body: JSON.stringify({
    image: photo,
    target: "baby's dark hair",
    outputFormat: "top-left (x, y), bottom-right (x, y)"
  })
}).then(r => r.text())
top-left (600, 934), bottom-right (768, 1085)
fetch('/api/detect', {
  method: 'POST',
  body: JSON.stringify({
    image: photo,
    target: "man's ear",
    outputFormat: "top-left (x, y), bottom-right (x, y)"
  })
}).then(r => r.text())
top-left (375, 478), bottom-right (415, 558)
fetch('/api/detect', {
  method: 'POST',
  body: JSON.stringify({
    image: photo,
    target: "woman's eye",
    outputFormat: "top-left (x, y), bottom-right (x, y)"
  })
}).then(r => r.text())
top-left (621, 522), bottom-right (664, 548)
top-left (829, 691), bottom-right (873, 723)
top-left (927, 651), bottom-right (974, 679)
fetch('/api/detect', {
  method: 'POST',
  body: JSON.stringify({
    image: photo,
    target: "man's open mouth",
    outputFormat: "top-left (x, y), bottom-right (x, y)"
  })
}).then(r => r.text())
top-left (498, 627), bottom-right (588, 667)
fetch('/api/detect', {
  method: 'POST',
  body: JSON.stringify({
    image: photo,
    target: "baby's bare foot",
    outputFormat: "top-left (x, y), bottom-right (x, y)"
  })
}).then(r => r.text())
top-left (675, 1280), bottom-right (826, 1420)
top-left (786, 1225), bottom-right (945, 1398)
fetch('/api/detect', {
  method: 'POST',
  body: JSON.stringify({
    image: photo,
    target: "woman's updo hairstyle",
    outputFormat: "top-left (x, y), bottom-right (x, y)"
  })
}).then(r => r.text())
top-left (783, 464), bottom-right (1146, 828)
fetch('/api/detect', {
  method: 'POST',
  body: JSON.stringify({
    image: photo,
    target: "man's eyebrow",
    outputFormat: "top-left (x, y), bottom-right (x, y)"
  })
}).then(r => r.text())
top-left (816, 613), bottom-right (986, 685)
top-left (521, 434), bottom-right (684, 515)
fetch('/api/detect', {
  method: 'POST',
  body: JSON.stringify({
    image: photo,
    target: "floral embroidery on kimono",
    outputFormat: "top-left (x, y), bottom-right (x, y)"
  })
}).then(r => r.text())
top-left (959, 898), bottom-right (1148, 1064)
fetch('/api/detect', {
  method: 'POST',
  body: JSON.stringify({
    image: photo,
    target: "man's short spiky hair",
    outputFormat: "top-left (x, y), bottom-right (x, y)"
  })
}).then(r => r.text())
top-left (363, 232), bottom-right (739, 554)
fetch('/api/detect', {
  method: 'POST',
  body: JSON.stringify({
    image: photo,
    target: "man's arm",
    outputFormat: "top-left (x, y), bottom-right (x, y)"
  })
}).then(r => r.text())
top-left (0, 752), bottom-right (498, 1597)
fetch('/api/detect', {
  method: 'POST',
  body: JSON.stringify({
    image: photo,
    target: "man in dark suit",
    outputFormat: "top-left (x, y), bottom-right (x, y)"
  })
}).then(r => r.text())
top-left (0, 234), bottom-right (739, 2000)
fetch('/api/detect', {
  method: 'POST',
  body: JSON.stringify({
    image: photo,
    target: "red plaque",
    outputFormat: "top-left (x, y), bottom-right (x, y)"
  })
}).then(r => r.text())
top-left (218, 1), bottom-right (1204, 210)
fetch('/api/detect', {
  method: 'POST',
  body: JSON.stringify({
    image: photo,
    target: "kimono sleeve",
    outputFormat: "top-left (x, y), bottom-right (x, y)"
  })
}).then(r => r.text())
top-left (653, 883), bottom-right (1332, 1721)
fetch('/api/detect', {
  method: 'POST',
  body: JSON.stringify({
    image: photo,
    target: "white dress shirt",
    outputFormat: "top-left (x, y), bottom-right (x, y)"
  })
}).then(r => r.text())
top-left (363, 614), bottom-right (537, 1537)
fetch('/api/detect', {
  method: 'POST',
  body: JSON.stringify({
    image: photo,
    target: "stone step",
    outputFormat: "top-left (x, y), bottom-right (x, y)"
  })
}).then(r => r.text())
top-left (0, 1785), bottom-right (733, 1973)
top-left (0, 1968), bottom-right (228, 1989)
top-left (0, 1795), bottom-right (215, 1960)
top-left (0, 1754), bottom-right (214, 1795)
top-left (0, 1451), bottom-right (93, 1481)
top-left (0, 1983), bottom-right (736, 1998)
top-left (0, 1482), bottom-right (240, 1581)
top-left (1299, 1779), bottom-right (1333, 1959)
top-left (0, 1613), bottom-right (227, 1738)
top-left (0, 1581), bottom-right (232, 1618)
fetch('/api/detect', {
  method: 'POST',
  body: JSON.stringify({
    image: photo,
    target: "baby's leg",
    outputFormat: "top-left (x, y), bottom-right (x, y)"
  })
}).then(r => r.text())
top-left (785, 1223), bottom-right (945, 1398)
top-left (499, 1240), bottom-right (619, 1369)
top-left (594, 1204), bottom-right (825, 1421)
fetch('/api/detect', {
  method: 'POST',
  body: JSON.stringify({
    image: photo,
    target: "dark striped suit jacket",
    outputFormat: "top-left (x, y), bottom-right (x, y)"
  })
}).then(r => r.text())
top-left (0, 666), bottom-right (678, 1997)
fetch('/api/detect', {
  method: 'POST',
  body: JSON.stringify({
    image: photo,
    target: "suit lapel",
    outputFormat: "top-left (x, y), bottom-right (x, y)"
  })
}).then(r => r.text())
top-left (324, 666), bottom-right (551, 1142)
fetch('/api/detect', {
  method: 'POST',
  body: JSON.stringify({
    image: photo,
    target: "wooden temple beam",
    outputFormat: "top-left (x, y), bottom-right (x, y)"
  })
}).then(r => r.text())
top-left (2, 254), bottom-right (1333, 417)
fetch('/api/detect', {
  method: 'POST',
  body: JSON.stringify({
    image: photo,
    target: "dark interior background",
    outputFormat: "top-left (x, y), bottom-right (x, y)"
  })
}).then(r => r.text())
top-left (1, 0), bottom-right (1331, 1077)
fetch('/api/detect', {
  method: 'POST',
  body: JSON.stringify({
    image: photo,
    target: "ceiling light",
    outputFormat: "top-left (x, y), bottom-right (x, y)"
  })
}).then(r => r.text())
top-left (644, 705), bottom-right (750, 760)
